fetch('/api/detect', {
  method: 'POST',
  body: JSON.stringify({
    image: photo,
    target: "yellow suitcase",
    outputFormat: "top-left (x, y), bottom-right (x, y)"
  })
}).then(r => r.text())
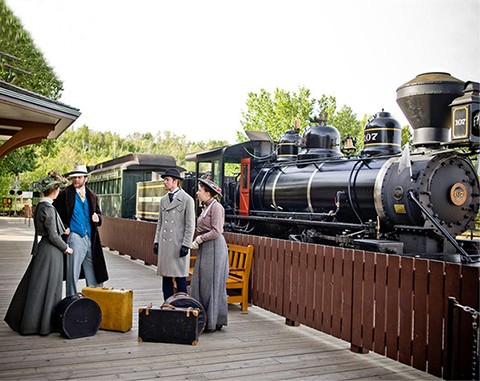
top-left (81, 287), bottom-right (133, 332)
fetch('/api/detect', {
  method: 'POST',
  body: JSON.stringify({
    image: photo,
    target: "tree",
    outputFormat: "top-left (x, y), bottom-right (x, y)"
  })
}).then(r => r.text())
top-left (239, 87), bottom-right (315, 141)
top-left (0, 0), bottom-right (65, 197)
top-left (314, 96), bottom-right (365, 152)
top-left (6, 125), bottom-right (230, 193)
top-left (317, 95), bottom-right (337, 123)
top-left (401, 126), bottom-right (413, 147)
top-left (0, 144), bottom-right (38, 194)
top-left (0, 0), bottom-right (63, 99)
top-left (239, 88), bottom-right (365, 153)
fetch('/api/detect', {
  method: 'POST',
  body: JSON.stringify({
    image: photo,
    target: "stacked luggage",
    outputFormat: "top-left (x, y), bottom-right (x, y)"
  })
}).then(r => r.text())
top-left (138, 293), bottom-right (206, 345)
top-left (55, 287), bottom-right (205, 346)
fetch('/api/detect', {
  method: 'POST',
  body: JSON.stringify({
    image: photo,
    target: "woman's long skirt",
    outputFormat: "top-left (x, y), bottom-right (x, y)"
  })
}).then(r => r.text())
top-left (190, 235), bottom-right (229, 331)
top-left (4, 239), bottom-right (64, 335)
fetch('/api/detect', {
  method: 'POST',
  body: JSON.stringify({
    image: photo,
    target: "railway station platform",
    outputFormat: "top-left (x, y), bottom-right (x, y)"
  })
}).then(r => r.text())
top-left (0, 216), bottom-right (438, 380)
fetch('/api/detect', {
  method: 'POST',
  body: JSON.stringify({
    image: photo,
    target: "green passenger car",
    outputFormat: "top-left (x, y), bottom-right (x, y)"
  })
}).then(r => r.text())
top-left (87, 153), bottom-right (181, 219)
top-left (135, 179), bottom-right (166, 221)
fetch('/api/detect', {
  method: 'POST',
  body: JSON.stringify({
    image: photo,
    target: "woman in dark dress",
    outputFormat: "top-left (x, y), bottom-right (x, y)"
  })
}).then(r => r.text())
top-left (4, 171), bottom-right (72, 335)
top-left (190, 178), bottom-right (229, 332)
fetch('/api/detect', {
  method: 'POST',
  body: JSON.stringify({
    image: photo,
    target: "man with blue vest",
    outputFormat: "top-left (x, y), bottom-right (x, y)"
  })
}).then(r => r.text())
top-left (54, 165), bottom-right (109, 296)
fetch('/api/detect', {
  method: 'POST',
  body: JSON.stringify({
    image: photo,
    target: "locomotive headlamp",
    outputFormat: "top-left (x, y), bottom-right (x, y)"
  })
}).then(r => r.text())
top-left (450, 81), bottom-right (480, 148)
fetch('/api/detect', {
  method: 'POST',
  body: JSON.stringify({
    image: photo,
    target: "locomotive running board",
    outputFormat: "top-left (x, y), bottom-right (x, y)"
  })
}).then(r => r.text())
top-left (226, 213), bottom-right (366, 231)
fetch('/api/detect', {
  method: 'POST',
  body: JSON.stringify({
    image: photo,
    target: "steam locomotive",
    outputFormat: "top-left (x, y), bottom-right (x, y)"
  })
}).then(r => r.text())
top-left (183, 72), bottom-right (480, 264)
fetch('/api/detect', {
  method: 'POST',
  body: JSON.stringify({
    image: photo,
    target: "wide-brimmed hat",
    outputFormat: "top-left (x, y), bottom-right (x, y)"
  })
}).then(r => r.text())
top-left (161, 168), bottom-right (183, 180)
top-left (33, 170), bottom-right (68, 194)
top-left (198, 178), bottom-right (222, 196)
top-left (68, 164), bottom-right (89, 178)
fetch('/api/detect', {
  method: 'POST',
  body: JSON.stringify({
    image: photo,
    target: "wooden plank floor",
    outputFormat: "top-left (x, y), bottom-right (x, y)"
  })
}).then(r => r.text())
top-left (0, 217), bottom-right (438, 380)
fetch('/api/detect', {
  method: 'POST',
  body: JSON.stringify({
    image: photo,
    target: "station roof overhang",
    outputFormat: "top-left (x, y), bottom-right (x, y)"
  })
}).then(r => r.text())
top-left (0, 80), bottom-right (81, 159)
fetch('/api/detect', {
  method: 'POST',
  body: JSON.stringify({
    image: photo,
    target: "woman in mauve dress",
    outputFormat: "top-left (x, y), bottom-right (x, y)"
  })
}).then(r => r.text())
top-left (190, 178), bottom-right (229, 332)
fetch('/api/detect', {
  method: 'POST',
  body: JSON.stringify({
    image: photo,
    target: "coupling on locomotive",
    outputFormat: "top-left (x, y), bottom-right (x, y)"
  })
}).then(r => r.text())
top-left (184, 72), bottom-right (479, 264)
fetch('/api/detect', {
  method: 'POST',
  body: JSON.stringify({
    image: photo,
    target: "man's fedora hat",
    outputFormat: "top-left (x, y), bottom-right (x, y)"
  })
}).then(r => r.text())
top-left (161, 168), bottom-right (183, 180)
top-left (68, 164), bottom-right (89, 178)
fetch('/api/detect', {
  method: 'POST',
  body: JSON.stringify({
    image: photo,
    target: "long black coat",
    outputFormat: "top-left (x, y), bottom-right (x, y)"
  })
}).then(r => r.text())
top-left (4, 201), bottom-right (68, 335)
top-left (53, 184), bottom-right (109, 284)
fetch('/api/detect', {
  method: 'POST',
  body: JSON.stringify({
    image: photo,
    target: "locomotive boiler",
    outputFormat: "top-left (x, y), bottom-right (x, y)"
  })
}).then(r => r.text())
top-left (185, 72), bottom-right (479, 264)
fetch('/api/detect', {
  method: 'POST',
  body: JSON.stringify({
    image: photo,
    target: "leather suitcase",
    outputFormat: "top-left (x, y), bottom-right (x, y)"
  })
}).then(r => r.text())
top-left (164, 292), bottom-right (206, 335)
top-left (138, 304), bottom-right (199, 345)
top-left (81, 287), bottom-right (133, 332)
top-left (54, 294), bottom-right (102, 339)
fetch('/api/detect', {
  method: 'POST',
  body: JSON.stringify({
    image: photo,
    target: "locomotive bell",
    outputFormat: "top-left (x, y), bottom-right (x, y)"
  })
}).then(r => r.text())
top-left (362, 110), bottom-right (402, 156)
top-left (396, 72), bottom-right (464, 147)
top-left (341, 135), bottom-right (356, 155)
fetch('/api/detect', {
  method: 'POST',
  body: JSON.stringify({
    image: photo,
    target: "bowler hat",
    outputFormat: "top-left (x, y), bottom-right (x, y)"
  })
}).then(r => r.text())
top-left (198, 178), bottom-right (222, 196)
top-left (33, 170), bottom-right (68, 194)
top-left (68, 164), bottom-right (89, 177)
top-left (161, 168), bottom-right (183, 180)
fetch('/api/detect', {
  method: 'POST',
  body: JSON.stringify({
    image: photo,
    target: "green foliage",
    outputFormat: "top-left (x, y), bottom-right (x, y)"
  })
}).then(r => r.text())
top-left (0, 0), bottom-right (65, 196)
top-left (322, 96), bottom-right (364, 152)
top-left (0, 144), bottom-right (37, 175)
top-left (239, 87), bottom-right (315, 141)
top-left (0, 0), bottom-right (63, 99)
top-left (0, 124), bottom-right (228, 197)
top-left (239, 89), bottom-right (364, 152)
top-left (0, 143), bottom-right (39, 193)
top-left (239, 89), bottom-right (413, 156)
top-left (317, 95), bottom-right (337, 121)
top-left (401, 125), bottom-right (413, 147)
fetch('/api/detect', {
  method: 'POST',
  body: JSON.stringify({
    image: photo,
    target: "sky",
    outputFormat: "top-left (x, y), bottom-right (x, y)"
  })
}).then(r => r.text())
top-left (5, 0), bottom-right (480, 143)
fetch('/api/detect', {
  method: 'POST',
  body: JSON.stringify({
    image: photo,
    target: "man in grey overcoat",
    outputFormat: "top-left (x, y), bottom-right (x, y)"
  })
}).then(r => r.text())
top-left (153, 168), bottom-right (195, 301)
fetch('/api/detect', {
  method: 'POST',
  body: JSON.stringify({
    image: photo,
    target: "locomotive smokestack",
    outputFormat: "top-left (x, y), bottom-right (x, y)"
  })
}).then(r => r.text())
top-left (396, 72), bottom-right (464, 147)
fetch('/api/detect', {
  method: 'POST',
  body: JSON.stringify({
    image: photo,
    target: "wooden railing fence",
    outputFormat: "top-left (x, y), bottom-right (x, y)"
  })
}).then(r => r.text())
top-left (99, 217), bottom-right (479, 379)
top-left (100, 217), bottom-right (157, 266)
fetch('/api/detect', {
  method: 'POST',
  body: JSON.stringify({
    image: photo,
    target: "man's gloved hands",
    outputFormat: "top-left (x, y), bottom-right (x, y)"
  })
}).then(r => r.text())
top-left (180, 245), bottom-right (189, 257)
top-left (153, 242), bottom-right (158, 255)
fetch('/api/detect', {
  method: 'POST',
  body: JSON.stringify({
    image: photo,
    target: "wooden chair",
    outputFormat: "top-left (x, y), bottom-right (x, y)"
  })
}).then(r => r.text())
top-left (226, 243), bottom-right (254, 311)
top-left (189, 243), bottom-right (254, 311)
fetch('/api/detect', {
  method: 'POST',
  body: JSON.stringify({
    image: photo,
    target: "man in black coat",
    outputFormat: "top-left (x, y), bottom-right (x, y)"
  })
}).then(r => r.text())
top-left (54, 165), bottom-right (108, 296)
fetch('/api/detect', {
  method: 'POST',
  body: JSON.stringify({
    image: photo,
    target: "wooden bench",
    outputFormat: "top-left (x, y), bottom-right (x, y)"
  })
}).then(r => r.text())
top-left (189, 243), bottom-right (254, 311)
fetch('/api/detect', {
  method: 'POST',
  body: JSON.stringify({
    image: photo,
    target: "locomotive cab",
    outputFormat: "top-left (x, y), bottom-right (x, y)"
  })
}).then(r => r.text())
top-left (185, 138), bottom-right (274, 217)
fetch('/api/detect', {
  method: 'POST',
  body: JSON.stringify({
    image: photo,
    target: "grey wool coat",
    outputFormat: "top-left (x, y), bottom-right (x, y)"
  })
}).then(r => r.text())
top-left (154, 188), bottom-right (195, 277)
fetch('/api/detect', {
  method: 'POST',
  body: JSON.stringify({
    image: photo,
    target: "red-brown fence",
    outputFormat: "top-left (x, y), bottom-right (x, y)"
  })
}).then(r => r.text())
top-left (99, 217), bottom-right (479, 379)
top-left (100, 217), bottom-right (157, 266)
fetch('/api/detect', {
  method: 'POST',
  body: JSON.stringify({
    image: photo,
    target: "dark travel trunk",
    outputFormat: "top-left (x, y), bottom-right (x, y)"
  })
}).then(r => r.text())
top-left (138, 304), bottom-right (199, 345)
